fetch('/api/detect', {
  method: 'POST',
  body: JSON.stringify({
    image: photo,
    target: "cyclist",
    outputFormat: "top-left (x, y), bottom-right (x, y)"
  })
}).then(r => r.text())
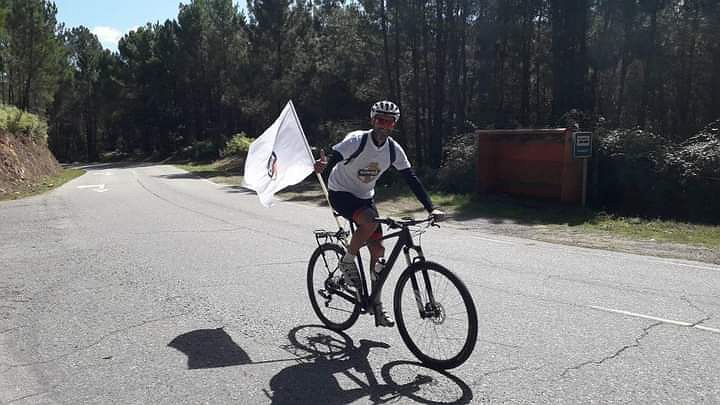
top-left (314, 100), bottom-right (444, 327)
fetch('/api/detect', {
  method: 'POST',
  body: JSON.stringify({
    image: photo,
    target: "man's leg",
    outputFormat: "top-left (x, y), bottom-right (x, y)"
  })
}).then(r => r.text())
top-left (368, 234), bottom-right (394, 327)
top-left (338, 207), bottom-right (378, 288)
top-left (347, 208), bottom-right (378, 256)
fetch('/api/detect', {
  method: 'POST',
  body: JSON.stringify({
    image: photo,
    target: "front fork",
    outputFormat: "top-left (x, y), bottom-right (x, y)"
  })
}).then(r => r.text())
top-left (405, 246), bottom-right (438, 318)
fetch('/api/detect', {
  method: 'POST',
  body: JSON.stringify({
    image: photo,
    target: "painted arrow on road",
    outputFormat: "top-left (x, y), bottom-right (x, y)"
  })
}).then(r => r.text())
top-left (77, 184), bottom-right (109, 193)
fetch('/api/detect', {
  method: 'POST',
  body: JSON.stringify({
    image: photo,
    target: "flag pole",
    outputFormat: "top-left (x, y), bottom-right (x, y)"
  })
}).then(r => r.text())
top-left (287, 100), bottom-right (344, 231)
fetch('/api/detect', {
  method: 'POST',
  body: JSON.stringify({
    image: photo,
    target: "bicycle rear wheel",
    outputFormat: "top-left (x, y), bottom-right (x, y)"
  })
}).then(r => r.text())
top-left (394, 261), bottom-right (478, 370)
top-left (307, 243), bottom-right (361, 331)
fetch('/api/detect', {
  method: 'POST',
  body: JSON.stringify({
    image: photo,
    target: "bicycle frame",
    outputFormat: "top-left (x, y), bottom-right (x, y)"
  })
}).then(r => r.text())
top-left (346, 221), bottom-right (436, 316)
top-left (313, 218), bottom-right (439, 317)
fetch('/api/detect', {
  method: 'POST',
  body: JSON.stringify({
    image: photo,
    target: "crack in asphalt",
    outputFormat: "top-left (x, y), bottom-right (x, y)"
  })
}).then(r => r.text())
top-left (545, 275), bottom-right (677, 298)
top-left (479, 339), bottom-right (522, 350)
top-left (688, 316), bottom-right (712, 328)
top-left (681, 296), bottom-right (711, 316)
top-left (480, 366), bottom-right (522, 382)
top-left (560, 322), bottom-right (663, 378)
top-left (128, 228), bottom-right (249, 235)
top-left (476, 283), bottom-right (586, 311)
top-left (34, 258), bottom-right (309, 298)
top-left (6, 386), bottom-right (58, 404)
top-left (472, 363), bottom-right (549, 397)
top-left (680, 296), bottom-right (714, 327)
top-left (135, 177), bottom-right (312, 249)
top-left (0, 326), bottom-right (23, 335)
top-left (0, 312), bottom-right (189, 373)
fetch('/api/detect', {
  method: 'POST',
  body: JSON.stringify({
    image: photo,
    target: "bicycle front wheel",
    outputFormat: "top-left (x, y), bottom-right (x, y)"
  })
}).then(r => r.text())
top-left (307, 243), bottom-right (361, 331)
top-left (394, 261), bottom-right (478, 369)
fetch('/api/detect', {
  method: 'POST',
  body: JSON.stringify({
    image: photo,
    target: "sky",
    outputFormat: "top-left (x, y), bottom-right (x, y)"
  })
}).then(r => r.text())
top-left (54, 1), bottom-right (244, 51)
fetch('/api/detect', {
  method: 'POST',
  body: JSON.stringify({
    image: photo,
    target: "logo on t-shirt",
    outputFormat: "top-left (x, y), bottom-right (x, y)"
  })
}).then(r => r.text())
top-left (357, 162), bottom-right (381, 183)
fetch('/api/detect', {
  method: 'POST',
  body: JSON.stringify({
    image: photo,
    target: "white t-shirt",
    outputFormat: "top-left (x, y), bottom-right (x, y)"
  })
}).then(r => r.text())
top-left (328, 130), bottom-right (412, 199)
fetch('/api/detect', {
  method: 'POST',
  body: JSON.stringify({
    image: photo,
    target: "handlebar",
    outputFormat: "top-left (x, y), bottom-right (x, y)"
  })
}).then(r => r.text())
top-left (373, 216), bottom-right (439, 229)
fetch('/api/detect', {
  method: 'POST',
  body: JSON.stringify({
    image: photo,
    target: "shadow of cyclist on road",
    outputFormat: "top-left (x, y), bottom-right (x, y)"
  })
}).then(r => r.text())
top-left (266, 325), bottom-right (473, 404)
top-left (168, 327), bottom-right (251, 369)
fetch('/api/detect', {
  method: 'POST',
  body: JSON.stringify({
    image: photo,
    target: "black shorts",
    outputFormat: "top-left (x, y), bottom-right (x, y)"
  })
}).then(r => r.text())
top-left (329, 190), bottom-right (378, 223)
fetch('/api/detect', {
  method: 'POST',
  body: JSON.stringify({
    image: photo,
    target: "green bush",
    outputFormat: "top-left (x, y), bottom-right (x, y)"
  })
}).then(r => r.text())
top-left (0, 104), bottom-right (48, 142)
top-left (221, 133), bottom-right (253, 157)
top-left (594, 120), bottom-right (720, 223)
top-left (436, 133), bottom-right (477, 194)
top-left (180, 140), bottom-right (220, 161)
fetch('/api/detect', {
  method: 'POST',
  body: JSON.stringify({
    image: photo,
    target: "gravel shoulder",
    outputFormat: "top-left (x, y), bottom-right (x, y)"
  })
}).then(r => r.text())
top-left (170, 162), bottom-right (719, 266)
top-left (278, 187), bottom-right (720, 265)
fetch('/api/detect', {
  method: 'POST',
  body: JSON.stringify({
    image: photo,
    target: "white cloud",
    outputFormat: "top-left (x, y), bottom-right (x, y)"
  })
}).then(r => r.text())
top-left (91, 26), bottom-right (123, 50)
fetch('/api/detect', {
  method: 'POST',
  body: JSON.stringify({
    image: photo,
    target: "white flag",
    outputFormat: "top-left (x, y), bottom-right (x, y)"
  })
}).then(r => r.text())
top-left (242, 101), bottom-right (315, 207)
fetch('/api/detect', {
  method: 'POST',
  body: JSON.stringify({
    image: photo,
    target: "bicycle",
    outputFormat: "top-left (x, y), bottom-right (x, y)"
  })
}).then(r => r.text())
top-left (307, 215), bottom-right (478, 370)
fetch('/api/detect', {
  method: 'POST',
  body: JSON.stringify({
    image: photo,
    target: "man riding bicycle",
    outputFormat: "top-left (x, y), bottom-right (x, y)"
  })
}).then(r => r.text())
top-left (314, 100), bottom-right (444, 327)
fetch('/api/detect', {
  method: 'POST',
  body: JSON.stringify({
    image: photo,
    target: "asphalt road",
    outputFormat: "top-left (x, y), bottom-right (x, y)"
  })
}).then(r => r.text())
top-left (1, 163), bottom-right (719, 404)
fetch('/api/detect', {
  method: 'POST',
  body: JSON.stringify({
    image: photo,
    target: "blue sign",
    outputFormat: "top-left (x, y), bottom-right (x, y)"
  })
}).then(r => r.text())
top-left (573, 132), bottom-right (592, 159)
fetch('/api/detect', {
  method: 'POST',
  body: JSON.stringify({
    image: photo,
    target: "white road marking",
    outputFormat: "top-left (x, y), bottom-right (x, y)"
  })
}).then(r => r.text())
top-left (643, 258), bottom-right (720, 272)
top-left (92, 172), bottom-right (113, 176)
top-left (589, 305), bottom-right (720, 334)
top-left (534, 240), bottom-right (720, 272)
top-left (470, 235), bottom-right (516, 245)
top-left (203, 178), bottom-right (222, 186)
top-left (583, 250), bottom-right (720, 272)
top-left (77, 184), bottom-right (108, 193)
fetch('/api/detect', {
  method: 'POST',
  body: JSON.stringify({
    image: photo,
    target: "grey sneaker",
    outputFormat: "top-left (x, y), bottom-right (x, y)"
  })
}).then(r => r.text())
top-left (374, 302), bottom-right (395, 327)
top-left (338, 260), bottom-right (360, 288)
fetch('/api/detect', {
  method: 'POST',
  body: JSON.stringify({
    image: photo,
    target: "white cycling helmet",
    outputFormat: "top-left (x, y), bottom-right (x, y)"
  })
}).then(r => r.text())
top-left (370, 100), bottom-right (400, 122)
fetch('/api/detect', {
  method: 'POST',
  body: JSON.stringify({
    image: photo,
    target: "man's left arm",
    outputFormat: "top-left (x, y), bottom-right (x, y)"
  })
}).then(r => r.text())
top-left (399, 168), bottom-right (434, 213)
top-left (394, 143), bottom-right (444, 219)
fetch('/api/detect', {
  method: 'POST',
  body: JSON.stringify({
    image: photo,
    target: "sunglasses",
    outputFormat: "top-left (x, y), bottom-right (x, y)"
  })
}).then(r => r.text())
top-left (373, 116), bottom-right (397, 128)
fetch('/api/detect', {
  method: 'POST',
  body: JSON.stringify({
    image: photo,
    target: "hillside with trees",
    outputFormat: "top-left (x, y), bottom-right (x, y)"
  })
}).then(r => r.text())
top-left (1, 0), bottom-right (718, 220)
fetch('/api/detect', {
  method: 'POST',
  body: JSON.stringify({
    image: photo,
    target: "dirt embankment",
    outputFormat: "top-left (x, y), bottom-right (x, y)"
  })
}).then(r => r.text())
top-left (0, 131), bottom-right (61, 195)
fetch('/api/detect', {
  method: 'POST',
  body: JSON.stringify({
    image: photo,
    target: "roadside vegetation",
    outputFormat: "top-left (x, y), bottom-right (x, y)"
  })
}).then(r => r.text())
top-left (0, 105), bottom-right (48, 142)
top-left (0, 168), bottom-right (84, 201)
top-left (177, 156), bottom-right (720, 251)
top-left (173, 131), bottom-right (720, 251)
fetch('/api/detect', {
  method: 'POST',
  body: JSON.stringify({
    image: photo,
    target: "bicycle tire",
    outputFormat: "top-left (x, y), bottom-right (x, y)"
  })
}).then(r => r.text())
top-left (393, 261), bottom-right (478, 370)
top-left (307, 243), bottom-right (361, 331)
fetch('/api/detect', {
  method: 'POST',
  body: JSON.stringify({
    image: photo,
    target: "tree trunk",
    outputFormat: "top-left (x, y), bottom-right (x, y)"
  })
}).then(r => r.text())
top-left (550, 0), bottom-right (589, 121)
top-left (520, 0), bottom-right (533, 125)
top-left (380, 0), bottom-right (395, 98)
top-left (534, 2), bottom-right (545, 125)
top-left (457, 0), bottom-right (468, 133)
top-left (447, 1), bottom-right (460, 136)
top-left (675, 1), bottom-right (701, 138)
top-left (430, 0), bottom-right (447, 169)
top-left (22, 4), bottom-right (37, 111)
top-left (410, 1), bottom-right (424, 166)
top-left (422, 1), bottom-right (433, 166)
top-left (392, 0), bottom-right (406, 145)
top-left (616, 1), bottom-right (635, 125)
top-left (712, 45), bottom-right (720, 120)
top-left (638, 0), bottom-right (659, 128)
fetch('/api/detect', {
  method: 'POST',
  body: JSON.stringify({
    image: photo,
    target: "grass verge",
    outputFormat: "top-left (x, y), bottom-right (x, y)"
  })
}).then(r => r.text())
top-left (176, 161), bottom-right (720, 250)
top-left (375, 183), bottom-right (720, 249)
top-left (579, 215), bottom-right (720, 248)
top-left (0, 168), bottom-right (85, 201)
top-left (175, 158), bottom-right (244, 186)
